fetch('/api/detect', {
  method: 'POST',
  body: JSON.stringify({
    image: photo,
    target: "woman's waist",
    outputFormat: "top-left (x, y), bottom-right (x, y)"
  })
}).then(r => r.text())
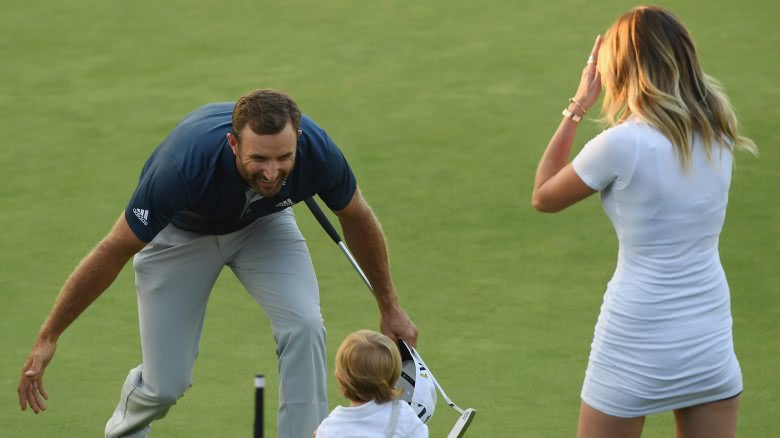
top-left (611, 251), bottom-right (725, 288)
top-left (596, 279), bottom-right (732, 338)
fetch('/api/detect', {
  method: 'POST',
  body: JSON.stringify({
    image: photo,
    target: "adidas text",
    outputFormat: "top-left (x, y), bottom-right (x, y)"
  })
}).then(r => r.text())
top-left (133, 208), bottom-right (149, 226)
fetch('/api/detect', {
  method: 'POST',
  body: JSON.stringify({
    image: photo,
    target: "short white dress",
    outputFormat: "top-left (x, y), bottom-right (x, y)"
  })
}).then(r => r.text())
top-left (572, 118), bottom-right (743, 417)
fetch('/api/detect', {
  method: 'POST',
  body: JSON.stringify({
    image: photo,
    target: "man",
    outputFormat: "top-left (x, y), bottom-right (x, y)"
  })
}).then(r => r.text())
top-left (18, 89), bottom-right (418, 438)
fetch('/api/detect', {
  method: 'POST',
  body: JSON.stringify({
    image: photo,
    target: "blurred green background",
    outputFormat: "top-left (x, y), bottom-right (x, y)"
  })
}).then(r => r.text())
top-left (1, 0), bottom-right (777, 436)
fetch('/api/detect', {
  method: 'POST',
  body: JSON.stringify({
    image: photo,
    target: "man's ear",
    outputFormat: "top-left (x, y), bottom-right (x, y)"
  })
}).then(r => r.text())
top-left (226, 132), bottom-right (239, 155)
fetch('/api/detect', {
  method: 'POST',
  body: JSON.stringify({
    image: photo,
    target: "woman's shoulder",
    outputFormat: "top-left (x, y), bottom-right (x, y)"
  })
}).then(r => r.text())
top-left (595, 118), bottom-right (649, 141)
top-left (588, 118), bottom-right (669, 155)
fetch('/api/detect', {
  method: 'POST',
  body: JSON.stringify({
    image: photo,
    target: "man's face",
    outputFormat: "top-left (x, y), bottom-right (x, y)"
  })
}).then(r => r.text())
top-left (227, 122), bottom-right (299, 197)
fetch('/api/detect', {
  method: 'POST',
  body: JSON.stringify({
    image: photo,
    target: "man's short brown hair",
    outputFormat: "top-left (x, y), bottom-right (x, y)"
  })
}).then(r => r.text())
top-left (232, 89), bottom-right (302, 140)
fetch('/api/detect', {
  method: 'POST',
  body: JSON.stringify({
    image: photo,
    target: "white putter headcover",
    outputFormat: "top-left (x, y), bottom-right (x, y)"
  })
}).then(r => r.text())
top-left (396, 339), bottom-right (437, 424)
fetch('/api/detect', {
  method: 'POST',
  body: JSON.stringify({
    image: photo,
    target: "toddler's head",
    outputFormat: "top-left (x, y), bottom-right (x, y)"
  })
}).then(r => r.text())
top-left (335, 330), bottom-right (403, 403)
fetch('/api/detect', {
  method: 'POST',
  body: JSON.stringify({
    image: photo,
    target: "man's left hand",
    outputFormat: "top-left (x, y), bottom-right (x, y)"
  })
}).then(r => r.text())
top-left (379, 304), bottom-right (418, 347)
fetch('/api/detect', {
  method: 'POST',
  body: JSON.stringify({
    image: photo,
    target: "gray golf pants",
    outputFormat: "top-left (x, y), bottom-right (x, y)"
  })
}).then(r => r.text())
top-left (105, 209), bottom-right (328, 437)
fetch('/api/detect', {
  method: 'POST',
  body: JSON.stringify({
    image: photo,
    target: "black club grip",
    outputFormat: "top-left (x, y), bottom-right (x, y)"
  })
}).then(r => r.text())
top-left (303, 198), bottom-right (342, 244)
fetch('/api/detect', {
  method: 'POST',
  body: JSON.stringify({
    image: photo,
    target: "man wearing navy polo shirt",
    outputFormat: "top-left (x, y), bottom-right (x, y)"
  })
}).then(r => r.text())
top-left (18, 89), bottom-right (419, 438)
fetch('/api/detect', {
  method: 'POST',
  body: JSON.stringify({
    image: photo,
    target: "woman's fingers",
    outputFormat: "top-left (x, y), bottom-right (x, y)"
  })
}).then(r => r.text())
top-left (590, 34), bottom-right (602, 64)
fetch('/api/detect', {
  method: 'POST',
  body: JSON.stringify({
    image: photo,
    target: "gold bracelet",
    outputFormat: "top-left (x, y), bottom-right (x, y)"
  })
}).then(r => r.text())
top-left (562, 108), bottom-right (582, 123)
top-left (568, 97), bottom-right (586, 114)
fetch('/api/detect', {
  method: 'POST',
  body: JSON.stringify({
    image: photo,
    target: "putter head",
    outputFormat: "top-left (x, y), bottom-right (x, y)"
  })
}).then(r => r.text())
top-left (446, 408), bottom-right (476, 438)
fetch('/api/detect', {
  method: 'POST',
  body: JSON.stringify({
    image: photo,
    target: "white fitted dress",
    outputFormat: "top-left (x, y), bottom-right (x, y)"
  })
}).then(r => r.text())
top-left (572, 118), bottom-right (742, 417)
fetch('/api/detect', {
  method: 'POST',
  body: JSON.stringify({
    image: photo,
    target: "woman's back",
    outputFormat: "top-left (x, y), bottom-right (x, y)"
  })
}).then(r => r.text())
top-left (573, 119), bottom-right (742, 416)
top-left (575, 119), bottom-right (733, 288)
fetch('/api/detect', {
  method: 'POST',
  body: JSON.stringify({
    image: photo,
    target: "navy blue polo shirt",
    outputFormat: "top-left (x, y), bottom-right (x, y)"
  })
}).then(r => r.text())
top-left (124, 102), bottom-right (357, 242)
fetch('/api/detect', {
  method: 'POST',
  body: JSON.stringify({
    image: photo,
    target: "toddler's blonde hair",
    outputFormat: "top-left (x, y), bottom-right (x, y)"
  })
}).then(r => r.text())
top-left (335, 330), bottom-right (403, 403)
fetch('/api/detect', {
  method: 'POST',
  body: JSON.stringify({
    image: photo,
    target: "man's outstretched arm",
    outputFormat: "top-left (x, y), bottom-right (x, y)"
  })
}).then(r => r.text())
top-left (334, 188), bottom-right (419, 347)
top-left (18, 213), bottom-right (146, 413)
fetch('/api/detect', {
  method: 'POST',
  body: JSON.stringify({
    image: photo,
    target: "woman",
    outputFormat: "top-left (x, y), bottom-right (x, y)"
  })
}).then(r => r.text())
top-left (531, 6), bottom-right (757, 438)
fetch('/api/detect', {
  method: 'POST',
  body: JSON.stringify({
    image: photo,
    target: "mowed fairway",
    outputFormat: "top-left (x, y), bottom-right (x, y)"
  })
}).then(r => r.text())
top-left (1, 1), bottom-right (777, 436)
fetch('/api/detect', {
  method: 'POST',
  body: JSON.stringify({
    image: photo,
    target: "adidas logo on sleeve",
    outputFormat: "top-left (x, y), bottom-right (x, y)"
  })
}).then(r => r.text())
top-left (133, 208), bottom-right (149, 226)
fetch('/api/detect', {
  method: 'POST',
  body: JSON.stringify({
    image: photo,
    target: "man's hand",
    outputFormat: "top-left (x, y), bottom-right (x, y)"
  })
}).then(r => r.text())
top-left (379, 303), bottom-right (419, 348)
top-left (17, 213), bottom-right (146, 415)
top-left (18, 338), bottom-right (56, 413)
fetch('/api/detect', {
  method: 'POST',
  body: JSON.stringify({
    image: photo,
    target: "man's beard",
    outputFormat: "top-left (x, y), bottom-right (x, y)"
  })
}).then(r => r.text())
top-left (237, 163), bottom-right (291, 197)
top-left (250, 174), bottom-right (286, 197)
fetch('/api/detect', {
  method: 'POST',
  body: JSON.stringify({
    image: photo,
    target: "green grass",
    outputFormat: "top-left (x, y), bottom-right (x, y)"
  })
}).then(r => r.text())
top-left (1, 0), bottom-right (778, 436)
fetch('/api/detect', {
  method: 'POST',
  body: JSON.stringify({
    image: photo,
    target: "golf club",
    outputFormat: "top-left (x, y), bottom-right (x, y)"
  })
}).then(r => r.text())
top-left (303, 197), bottom-right (477, 437)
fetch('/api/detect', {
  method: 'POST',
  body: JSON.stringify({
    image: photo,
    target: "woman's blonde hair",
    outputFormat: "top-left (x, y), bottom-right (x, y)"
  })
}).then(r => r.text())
top-left (335, 330), bottom-right (403, 403)
top-left (597, 5), bottom-right (757, 167)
